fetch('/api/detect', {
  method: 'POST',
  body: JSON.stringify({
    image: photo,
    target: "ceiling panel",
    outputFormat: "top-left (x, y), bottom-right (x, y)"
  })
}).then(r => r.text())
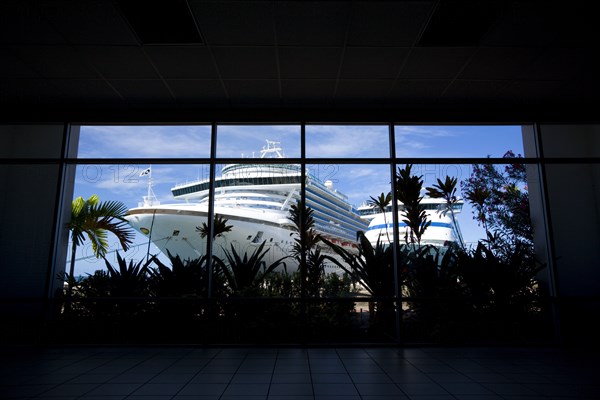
top-left (43, 0), bottom-right (138, 45)
top-left (223, 80), bottom-right (280, 105)
top-left (279, 47), bottom-right (342, 79)
top-left (347, 1), bottom-right (434, 46)
top-left (0, 49), bottom-right (42, 78)
top-left (281, 79), bottom-right (336, 106)
top-left (457, 47), bottom-right (542, 80)
top-left (78, 46), bottom-right (158, 79)
top-left (390, 80), bottom-right (450, 102)
top-left (109, 79), bottom-right (174, 103)
top-left (189, 0), bottom-right (275, 45)
top-left (442, 80), bottom-right (508, 103)
top-left (399, 48), bottom-right (475, 79)
top-left (212, 47), bottom-right (278, 79)
top-left (275, 1), bottom-right (350, 46)
top-left (340, 48), bottom-right (409, 80)
top-left (334, 80), bottom-right (394, 104)
top-left (145, 46), bottom-right (219, 79)
top-left (0, 0), bottom-right (66, 45)
top-left (167, 79), bottom-right (228, 104)
top-left (51, 79), bottom-right (122, 103)
top-left (14, 46), bottom-right (99, 79)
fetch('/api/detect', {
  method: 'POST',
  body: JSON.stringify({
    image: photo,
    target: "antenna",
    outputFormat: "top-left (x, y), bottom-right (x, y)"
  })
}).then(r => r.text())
top-left (139, 166), bottom-right (160, 207)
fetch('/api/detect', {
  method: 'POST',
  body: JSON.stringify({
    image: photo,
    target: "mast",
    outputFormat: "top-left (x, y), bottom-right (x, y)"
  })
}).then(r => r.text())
top-left (140, 166), bottom-right (159, 206)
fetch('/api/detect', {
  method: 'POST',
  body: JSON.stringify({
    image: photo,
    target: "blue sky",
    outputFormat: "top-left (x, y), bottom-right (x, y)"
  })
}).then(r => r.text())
top-left (70, 124), bottom-right (525, 275)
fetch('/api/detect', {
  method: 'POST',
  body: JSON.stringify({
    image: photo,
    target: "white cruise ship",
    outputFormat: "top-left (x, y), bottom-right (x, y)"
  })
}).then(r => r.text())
top-left (357, 197), bottom-right (465, 247)
top-left (126, 140), bottom-right (368, 271)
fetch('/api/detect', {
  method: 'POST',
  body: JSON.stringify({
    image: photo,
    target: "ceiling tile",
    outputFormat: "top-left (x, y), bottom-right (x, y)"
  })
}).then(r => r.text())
top-left (458, 47), bottom-right (542, 80)
top-left (0, 48), bottom-right (42, 78)
top-left (279, 47), bottom-right (343, 79)
top-left (79, 46), bottom-right (158, 79)
top-left (390, 80), bottom-right (450, 101)
top-left (0, 78), bottom-right (62, 104)
top-left (51, 79), bottom-right (122, 103)
top-left (347, 1), bottom-right (434, 46)
top-left (275, 1), bottom-right (350, 46)
top-left (334, 79), bottom-right (394, 104)
top-left (167, 79), bottom-right (228, 104)
top-left (145, 46), bottom-right (218, 79)
top-left (212, 47), bottom-right (278, 79)
top-left (442, 80), bottom-right (508, 102)
top-left (189, 0), bottom-right (275, 45)
top-left (483, 2), bottom-right (598, 47)
top-left (340, 48), bottom-right (409, 79)
top-left (498, 80), bottom-right (564, 105)
top-left (109, 79), bottom-right (174, 103)
top-left (15, 46), bottom-right (99, 79)
top-left (281, 79), bottom-right (336, 105)
top-left (399, 48), bottom-right (476, 79)
top-left (517, 48), bottom-right (588, 81)
top-left (42, 0), bottom-right (138, 45)
top-left (0, 1), bottom-right (66, 44)
top-left (223, 80), bottom-right (280, 105)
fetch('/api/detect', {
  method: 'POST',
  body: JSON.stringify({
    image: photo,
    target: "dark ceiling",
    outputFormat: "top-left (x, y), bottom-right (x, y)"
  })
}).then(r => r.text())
top-left (0, 0), bottom-right (598, 122)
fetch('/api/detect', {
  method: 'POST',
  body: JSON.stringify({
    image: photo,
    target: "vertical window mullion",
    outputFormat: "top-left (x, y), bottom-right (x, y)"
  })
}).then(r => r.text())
top-left (47, 123), bottom-right (72, 300)
top-left (300, 123), bottom-right (307, 299)
top-left (388, 123), bottom-right (402, 344)
top-left (533, 122), bottom-right (562, 343)
top-left (206, 122), bottom-right (218, 298)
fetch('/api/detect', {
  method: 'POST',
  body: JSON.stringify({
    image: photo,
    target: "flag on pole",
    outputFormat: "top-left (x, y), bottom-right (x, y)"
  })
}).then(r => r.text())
top-left (140, 167), bottom-right (151, 177)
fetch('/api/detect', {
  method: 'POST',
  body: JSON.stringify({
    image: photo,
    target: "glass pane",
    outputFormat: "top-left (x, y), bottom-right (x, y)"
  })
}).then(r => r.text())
top-left (536, 124), bottom-right (600, 158)
top-left (307, 162), bottom-right (391, 268)
top-left (69, 163), bottom-right (210, 277)
top-left (306, 125), bottom-right (390, 158)
top-left (395, 125), bottom-right (525, 158)
top-left (216, 125), bottom-right (300, 158)
top-left (0, 124), bottom-right (64, 158)
top-left (77, 125), bottom-right (212, 158)
top-left (208, 160), bottom-right (303, 297)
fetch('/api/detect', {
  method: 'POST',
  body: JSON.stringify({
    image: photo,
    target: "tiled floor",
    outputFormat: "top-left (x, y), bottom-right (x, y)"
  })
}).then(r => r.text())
top-left (1, 345), bottom-right (599, 399)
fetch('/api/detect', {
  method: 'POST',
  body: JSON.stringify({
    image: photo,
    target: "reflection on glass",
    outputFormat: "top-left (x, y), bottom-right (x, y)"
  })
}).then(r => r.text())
top-left (70, 163), bottom-right (209, 277)
top-left (306, 163), bottom-right (389, 272)
top-left (306, 125), bottom-right (389, 158)
top-left (77, 125), bottom-right (212, 158)
top-left (216, 125), bottom-right (300, 158)
top-left (395, 125), bottom-right (524, 158)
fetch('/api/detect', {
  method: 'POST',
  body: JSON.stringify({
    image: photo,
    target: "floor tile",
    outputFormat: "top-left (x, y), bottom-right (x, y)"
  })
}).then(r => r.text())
top-left (268, 383), bottom-right (313, 396)
top-left (313, 383), bottom-right (359, 396)
top-left (85, 383), bottom-right (142, 396)
top-left (130, 382), bottom-right (186, 395)
top-left (177, 383), bottom-right (228, 396)
top-left (223, 383), bottom-right (270, 396)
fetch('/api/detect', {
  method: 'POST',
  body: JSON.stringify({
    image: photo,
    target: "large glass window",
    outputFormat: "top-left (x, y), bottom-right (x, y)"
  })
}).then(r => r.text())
top-left (56, 123), bottom-right (547, 345)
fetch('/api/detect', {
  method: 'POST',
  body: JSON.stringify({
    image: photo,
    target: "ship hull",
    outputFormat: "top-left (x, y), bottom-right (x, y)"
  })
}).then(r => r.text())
top-left (126, 204), bottom-right (352, 274)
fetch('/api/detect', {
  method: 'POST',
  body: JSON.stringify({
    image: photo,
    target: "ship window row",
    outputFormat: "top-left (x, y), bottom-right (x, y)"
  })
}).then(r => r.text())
top-left (307, 195), bottom-right (367, 232)
top-left (310, 204), bottom-right (367, 233)
top-left (362, 203), bottom-right (463, 214)
top-left (172, 175), bottom-right (302, 197)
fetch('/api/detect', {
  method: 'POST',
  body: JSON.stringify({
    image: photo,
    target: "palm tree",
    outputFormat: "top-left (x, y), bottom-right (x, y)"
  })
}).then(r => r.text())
top-left (288, 201), bottom-right (325, 297)
top-left (66, 194), bottom-right (134, 295)
top-left (396, 164), bottom-right (431, 245)
top-left (425, 176), bottom-right (464, 249)
top-left (196, 214), bottom-right (233, 239)
top-left (367, 192), bottom-right (392, 243)
top-left (215, 241), bottom-right (287, 295)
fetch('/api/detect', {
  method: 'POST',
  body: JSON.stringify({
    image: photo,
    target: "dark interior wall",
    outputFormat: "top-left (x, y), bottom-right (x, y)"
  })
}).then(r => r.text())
top-left (0, 125), bottom-right (65, 333)
top-left (536, 124), bottom-right (600, 342)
